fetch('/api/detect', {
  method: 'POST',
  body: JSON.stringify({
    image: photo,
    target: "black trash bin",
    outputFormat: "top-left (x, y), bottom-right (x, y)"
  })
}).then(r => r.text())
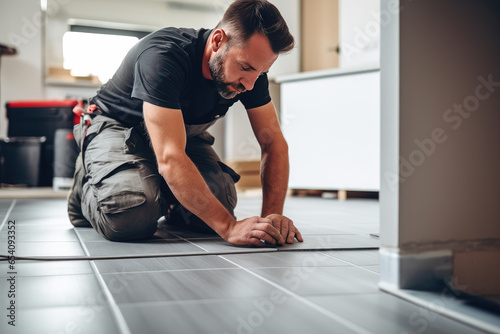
top-left (6, 99), bottom-right (78, 186)
top-left (53, 129), bottom-right (79, 191)
top-left (0, 136), bottom-right (46, 187)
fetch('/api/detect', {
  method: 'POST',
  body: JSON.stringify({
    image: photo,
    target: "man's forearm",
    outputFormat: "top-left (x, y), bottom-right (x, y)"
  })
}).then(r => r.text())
top-left (159, 153), bottom-right (235, 238)
top-left (260, 146), bottom-right (289, 217)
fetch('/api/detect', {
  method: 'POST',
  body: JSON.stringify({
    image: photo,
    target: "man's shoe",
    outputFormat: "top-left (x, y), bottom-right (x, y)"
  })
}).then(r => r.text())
top-left (67, 154), bottom-right (91, 227)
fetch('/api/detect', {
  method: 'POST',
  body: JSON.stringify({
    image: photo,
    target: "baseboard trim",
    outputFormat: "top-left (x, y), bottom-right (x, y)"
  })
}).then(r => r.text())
top-left (379, 248), bottom-right (453, 290)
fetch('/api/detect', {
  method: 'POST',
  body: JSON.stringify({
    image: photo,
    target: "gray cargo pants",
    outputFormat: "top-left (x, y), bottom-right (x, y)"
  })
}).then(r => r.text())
top-left (71, 114), bottom-right (239, 241)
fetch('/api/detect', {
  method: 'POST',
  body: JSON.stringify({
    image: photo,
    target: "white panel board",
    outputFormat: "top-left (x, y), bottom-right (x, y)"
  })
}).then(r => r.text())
top-left (281, 70), bottom-right (380, 190)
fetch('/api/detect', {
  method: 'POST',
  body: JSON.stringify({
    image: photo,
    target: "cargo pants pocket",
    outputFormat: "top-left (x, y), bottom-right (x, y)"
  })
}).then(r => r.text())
top-left (89, 162), bottom-right (146, 215)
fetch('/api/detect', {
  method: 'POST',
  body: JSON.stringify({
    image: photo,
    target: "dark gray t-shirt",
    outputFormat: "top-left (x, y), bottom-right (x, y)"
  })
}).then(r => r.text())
top-left (92, 27), bottom-right (272, 126)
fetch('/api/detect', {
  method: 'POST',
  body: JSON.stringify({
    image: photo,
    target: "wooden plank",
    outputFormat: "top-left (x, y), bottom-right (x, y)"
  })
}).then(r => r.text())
top-left (338, 190), bottom-right (347, 201)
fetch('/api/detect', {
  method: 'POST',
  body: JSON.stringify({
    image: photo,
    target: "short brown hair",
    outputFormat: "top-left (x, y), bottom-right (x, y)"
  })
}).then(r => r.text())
top-left (217, 0), bottom-right (295, 54)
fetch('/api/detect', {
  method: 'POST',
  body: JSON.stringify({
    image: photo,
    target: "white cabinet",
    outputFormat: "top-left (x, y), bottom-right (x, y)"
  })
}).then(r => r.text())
top-left (277, 67), bottom-right (380, 191)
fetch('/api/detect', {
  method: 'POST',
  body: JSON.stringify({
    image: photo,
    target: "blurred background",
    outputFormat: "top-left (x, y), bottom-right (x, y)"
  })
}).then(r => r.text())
top-left (0, 0), bottom-right (380, 195)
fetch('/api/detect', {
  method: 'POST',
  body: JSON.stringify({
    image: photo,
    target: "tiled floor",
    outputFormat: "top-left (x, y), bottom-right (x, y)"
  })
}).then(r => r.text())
top-left (0, 195), bottom-right (492, 334)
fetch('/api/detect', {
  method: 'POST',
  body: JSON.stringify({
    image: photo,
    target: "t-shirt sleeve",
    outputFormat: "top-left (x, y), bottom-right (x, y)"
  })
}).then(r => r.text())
top-left (239, 73), bottom-right (272, 109)
top-left (131, 45), bottom-right (189, 110)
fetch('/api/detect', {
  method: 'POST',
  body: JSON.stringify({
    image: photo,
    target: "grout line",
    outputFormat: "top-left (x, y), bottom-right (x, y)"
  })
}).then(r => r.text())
top-left (219, 255), bottom-right (373, 334)
top-left (165, 226), bottom-right (375, 330)
top-left (318, 251), bottom-right (380, 276)
top-left (167, 230), bottom-right (210, 252)
top-left (101, 266), bottom-right (242, 276)
top-left (0, 199), bottom-right (17, 233)
top-left (73, 228), bottom-right (131, 334)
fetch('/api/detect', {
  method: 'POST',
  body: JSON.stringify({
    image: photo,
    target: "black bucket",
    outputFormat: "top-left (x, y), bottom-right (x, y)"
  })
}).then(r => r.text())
top-left (53, 129), bottom-right (79, 191)
top-left (0, 136), bottom-right (46, 187)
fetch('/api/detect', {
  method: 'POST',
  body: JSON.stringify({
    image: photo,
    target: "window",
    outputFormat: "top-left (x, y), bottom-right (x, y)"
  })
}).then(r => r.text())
top-left (62, 31), bottom-right (139, 83)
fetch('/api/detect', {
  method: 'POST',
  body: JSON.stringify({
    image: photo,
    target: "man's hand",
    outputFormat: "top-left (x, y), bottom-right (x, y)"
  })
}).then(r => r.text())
top-left (264, 214), bottom-right (304, 244)
top-left (224, 217), bottom-right (285, 247)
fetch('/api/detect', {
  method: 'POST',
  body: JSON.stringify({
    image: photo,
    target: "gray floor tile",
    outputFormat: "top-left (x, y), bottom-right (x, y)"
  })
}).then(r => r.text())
top-left (186, 239), bottom-right (278, 252)
top-left (0, 305), bottom-right (119, 334)
top-left (14, 241), bottom-right (85, 257)
top-left (9, 200), bottom-right (67, 218)
top-left (74, 228), bottom-right (109, 242)
top-left (82, 239), bottom-right (203, 256)
top-left (398, 289), bottom-right (500, 332)
top-left (285, 213), bottom-right (378, 226)
top-left (0, 260), bottom-right (93, 277)
top-left (235, 197), bottom-right (379, 227)
top-left (0, 229), bottom-right (78, 242)
top-left (290, 222), bottom-right (356, 235)
top-left (7, 215), bottom-right (69, 226)
top-left (333, 224), bottom-right (380, 235)
top-left (249, 266), bottom-right (379, 296)
top-left (94, 255), bottom-right (236, 274)
top-left (0, 274), bottom-right (106, 308)
top-left (5, 218), bottom-right (71, 233)
top-left (0, 199), bottom-right (15, 224)
top-left (308, 292), bottom-right (486, 334)
top-left (75, 227), bottom-right (181, 242)
top-left (186, 234), bottom-right (378, 252)
top-left (6, 221), bottom-right (74, 231)
top-left (222, 251), bottom-right (349, 268)
top-left (102, 268), bottom-right (276, 304)
top-left (1, 197), bottom-right (494, 334)
top-left (119, 297), bottom-right (360, 334)
top-left (320, 250), bottom-right (380, 265)
top-left (277, 234), bottom-right (379, 251)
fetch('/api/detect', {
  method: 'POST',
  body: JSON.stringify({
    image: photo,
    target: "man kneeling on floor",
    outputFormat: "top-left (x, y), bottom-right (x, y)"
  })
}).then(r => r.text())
top-left (67, 0), bottom-right (303, 246)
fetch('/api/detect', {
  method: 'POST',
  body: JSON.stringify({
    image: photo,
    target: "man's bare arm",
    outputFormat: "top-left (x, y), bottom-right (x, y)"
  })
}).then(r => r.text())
top-left (143, 101), bottom-right (284, 246)
top-left (247, 101), bottom-right (303, 243)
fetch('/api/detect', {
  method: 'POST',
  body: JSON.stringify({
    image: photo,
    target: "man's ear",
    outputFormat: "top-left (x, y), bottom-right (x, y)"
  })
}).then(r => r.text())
top-left (211, 28), bottom-right (226, 52)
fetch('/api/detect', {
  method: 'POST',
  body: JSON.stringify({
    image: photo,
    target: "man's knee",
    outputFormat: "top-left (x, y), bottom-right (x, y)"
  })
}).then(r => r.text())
top-left (84, 166), bottom-right (163, 241)
top-left (100, 203), bottom-right (159, 241)
top-left (96, 189), bottom-right (162, 241)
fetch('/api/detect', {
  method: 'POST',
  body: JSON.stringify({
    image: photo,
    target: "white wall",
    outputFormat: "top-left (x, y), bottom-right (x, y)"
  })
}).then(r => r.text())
top-left (0, 0), bottom-right (45, 137)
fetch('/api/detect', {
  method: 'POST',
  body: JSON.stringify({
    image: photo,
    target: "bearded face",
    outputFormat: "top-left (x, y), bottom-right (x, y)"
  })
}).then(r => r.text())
top-left (208, 44), bottom-right (246, 99)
